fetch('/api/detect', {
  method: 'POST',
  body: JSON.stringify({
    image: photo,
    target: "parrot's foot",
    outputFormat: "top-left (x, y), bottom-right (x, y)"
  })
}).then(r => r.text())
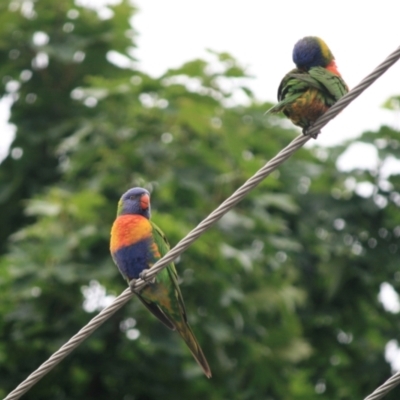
top-left (128, 270), bottom-right (155, 293)
top-left (302, 127), bottom-right (320, 139)
top-left (139, 269), bottom-right (155, 284)
top-left (129, 278), bottom-right (139, 293)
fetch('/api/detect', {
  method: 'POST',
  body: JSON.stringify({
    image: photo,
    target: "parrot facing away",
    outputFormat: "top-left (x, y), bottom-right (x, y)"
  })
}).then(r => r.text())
top-left (110, 187), bottom-right (212, 378)
top-left (265, 36), bottom-right (348, 136)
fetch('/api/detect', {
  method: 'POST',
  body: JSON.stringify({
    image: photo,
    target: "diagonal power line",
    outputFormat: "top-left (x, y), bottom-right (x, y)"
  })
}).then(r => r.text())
top-left (364, 371), bottom-right (400, 400)
top-left (4, 44), bottom-right (400, 400)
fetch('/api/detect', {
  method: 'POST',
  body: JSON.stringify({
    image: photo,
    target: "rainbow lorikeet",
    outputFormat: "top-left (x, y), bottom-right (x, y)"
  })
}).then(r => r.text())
top-left (110, 187), bottom-right (211, 378)
top-left (265, 36), bottom-right (348, 136)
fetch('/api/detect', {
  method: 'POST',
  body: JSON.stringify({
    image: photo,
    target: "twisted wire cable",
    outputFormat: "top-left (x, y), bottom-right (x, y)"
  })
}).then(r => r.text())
top-left (3, 289), bottom-right (134, 400)
top-left (4, 44), bottom-right (400, 400)
top-left (363, 371), bottom-right (400, 400)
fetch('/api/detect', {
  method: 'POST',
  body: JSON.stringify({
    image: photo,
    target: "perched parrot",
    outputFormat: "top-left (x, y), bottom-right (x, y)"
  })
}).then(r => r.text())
top-left (265, 36), bottom-right (348, 136)
top-left (110, 187), bottom-right (212, 378)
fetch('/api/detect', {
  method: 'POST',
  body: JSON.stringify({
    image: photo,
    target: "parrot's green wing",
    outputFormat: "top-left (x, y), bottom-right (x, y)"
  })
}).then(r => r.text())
top-left (135, 293), bottom-right (176, 330)
top-left (139, 222), bottom-right (212, 378)
top-left (290, 66), bottom-right (348, 100)
top-left (308, 66), bottom-right (348, 100)
top-left (282, 73), bottom-right (326, 92)
top-left (132, 222), bottom-right (177, 330)
top-left (265, 67), bottom-right (347, 116)
top-left (150, 222), bottom-right (211, 378)
top-left (151, 222), bottom-right (188, 321)
top-left (265, 69), bottom-right (307, 114)
top-left (133, 222), bottom-right (188, 330)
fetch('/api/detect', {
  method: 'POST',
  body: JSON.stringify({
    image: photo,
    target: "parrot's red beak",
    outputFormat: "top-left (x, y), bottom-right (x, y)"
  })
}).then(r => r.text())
top-left (140, 194), bottom-right (150, 210)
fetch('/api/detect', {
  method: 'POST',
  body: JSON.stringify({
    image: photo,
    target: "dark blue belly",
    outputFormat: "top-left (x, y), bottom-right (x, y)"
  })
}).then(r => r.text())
top-left (113, 239), bottom-right (154, 280)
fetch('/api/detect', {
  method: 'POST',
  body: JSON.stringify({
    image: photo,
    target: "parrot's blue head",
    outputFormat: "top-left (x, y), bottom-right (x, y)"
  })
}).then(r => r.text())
top-left (118, 187), bottom-right (151, 218)
top-left (292, 36), bottom-right (334, 70)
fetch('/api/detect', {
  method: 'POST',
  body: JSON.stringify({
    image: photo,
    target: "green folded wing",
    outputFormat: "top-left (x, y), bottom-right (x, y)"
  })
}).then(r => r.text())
top-left (266, 67), bottom-right (347, 116)
top-left (151, 221), bottom-right (188, 322)
top-left (283, 73), bottom-right (327, 92)
top-left (132, 221), bottom-right (178, 331)
top-left (135, 294), bottom-right (176, 330)
top-left (306, 66), bottom-right (348, 100)
top-left (266, 69), bottom-right (311, 114)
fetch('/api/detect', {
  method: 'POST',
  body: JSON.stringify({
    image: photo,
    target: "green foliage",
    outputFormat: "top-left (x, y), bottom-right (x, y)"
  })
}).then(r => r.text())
top-left (0, 0), bottom-right (135, 252)
top-left (1, 1), bottom-right (400, 399)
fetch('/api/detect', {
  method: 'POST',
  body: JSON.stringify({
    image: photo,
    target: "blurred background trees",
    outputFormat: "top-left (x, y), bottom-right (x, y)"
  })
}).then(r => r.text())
top-left (1, 0), bottom-right (400, 399)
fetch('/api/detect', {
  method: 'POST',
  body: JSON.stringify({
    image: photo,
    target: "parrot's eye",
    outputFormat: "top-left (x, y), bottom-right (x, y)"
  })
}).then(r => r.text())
top-left (129, 195), bottom-right (138, 200)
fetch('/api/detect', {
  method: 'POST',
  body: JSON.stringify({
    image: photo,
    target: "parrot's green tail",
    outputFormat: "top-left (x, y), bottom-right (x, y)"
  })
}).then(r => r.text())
top-left (175, 321), bottom-right (212, 378)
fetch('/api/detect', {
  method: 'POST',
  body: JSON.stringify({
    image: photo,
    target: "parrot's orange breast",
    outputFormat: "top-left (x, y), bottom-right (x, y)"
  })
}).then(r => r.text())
top-left (110, 214), bottom-right (152, 253)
